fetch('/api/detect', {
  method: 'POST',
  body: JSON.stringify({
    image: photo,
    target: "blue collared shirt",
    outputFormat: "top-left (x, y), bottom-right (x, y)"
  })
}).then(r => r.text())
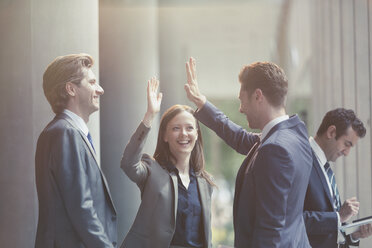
top-left (167, 164), bottom-right (204, 247)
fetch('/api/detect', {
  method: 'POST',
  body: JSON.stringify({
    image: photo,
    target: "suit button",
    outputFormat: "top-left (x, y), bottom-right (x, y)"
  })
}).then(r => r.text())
top-left (112, 241), bottom-right (117, 247)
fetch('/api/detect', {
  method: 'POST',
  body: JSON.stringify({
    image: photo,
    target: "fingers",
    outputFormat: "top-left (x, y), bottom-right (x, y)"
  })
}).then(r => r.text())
top-left (186, 61), bottom-right (193, 83)
top-left (339, 198), bottom-right (360, 222)
top-left (157, 92), bottom-right (163, 103)
top-left (360, 224), bottom-right (368, 233)
top-left (190, 57), bottom-right (197, 80)
top-left (344, 198), bottom-right (360, 207)
top-left (147, 79), bottom-right (151, 98)
top-left (359, 224), bottom-right (372, 238)
top-left (345, 198), bottom-right (360, 213)
top-left (145, 76), bottom-right (161, 118)
top-left (347, 197), bottom-right (358, 203)
top-left (150, 77), bottom-right (159, 90)
top-left (148, 77), bottom-right (160, 94)
top-left (186, 57), bottom-right (197, 84)
top-left (184, 83), bottom-right (194, 101)
top-left (366, 224), bottom-right (372, 236)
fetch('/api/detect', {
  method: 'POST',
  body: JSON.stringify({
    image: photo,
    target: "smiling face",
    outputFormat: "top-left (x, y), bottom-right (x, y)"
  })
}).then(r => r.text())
top-left (324, 126), bottom-right (359, 162)
top-left (163, 110), bottom-right (198, 159)
top-left (73, 68), bottom-right (104, 117)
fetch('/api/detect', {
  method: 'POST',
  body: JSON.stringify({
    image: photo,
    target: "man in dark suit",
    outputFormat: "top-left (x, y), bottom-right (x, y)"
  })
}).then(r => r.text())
top-left (184, 58), bottom-right (312, 247)
top-left (304, 108), bottom-right (372, 247)
top-left (35, 54), bottom-right (117, 248)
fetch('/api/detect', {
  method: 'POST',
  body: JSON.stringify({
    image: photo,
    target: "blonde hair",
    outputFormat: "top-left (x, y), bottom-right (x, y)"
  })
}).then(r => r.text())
top-left (43, 53), bottom-right (93, 113)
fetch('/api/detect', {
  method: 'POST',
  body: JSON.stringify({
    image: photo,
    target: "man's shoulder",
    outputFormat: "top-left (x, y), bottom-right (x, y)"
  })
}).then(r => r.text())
top-left (41, 115), bottom-right (80, 138)
top-left (264, 127), bottom-right (307, 147)
top-left (261, 123), bottom-right (312, 164)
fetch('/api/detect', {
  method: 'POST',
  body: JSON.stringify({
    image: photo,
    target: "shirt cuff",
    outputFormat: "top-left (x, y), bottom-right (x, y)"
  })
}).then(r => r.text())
top-left (349, 234), bottom-right (360, 243)
top-left (337, 212), bottom-right (346, 244)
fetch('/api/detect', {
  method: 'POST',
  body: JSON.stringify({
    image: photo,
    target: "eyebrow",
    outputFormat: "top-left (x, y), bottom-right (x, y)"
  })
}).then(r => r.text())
top-left (345, 140), bottom-right (353, 147)
top-left (170, 123), bottom-right (195, 127)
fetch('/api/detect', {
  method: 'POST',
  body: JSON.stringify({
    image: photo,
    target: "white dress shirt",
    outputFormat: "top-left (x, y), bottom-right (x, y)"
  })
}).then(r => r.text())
top-left (261, 115), bottom-right (289, 141)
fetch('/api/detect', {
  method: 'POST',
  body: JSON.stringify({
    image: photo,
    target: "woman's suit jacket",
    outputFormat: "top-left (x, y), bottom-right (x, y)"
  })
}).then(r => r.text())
top-left (120, 122), bottom-right (213, 248)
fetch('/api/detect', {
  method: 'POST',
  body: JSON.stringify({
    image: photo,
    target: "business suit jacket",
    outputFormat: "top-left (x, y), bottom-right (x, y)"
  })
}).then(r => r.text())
top-left (303, 150), bottom-right (359, 248)
top-left (120, 122), bottom-right (213, 248)
top-left (195, 101), bottom-right (312, 248)
top-left (35, 113), bottom-right (117, 248)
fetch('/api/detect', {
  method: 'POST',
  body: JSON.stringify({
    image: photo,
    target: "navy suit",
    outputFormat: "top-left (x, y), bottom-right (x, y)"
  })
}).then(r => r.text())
top-left (303, 150), bottom-right (359, 248)
top-left (195, 101), bottom-right (312, 248)
top-left (35, 113), bottom-right (117, 248)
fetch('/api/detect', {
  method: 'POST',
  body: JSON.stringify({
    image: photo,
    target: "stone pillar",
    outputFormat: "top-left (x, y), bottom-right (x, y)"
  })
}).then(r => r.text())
top-left (99, 0), bottom-right (159, 243)
top-left (0, 0), bottom-right (99, 246)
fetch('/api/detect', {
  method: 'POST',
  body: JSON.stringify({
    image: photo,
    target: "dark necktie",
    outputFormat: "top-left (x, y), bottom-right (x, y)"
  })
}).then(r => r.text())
top-left (87, 132), bottom-right (96, 154)
top-left (324, 162), bottom-right (341, 211)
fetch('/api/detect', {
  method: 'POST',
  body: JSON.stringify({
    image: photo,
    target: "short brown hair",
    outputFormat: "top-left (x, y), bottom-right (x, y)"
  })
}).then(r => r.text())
top-left (317, 108), bottom-right (366, 139)
top-left (239, 62), bottom-right (288, 107)
top-left (43, 53), bottom-right (94, 114)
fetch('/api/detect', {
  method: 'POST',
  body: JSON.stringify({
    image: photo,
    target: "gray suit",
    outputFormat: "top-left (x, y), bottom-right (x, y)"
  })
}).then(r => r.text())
top-left (35, 113), bottom-right (117, 248)
top-left (120, 122), bottom-right (213, 248)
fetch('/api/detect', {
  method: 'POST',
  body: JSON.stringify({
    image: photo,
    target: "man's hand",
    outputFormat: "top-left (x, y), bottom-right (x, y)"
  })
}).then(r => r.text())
top-left (185, 57), bottom-right (207, 109)
top-left (351, 224), bottom-right (372, 240)
top-left (339, 197), bottom-right (359, 223)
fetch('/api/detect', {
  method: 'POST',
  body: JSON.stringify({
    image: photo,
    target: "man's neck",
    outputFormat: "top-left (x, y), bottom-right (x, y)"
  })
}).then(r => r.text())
top-left (259, 107), bottom-right (287, 130)
top-left (314, 136), bottom-right (326, 153)
top-left (65, 105), bottom-right (89, 123)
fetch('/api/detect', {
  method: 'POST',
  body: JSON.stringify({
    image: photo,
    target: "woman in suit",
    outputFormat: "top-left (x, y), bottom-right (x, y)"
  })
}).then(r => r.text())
top-left (120, 77), bottom-right (214, 248)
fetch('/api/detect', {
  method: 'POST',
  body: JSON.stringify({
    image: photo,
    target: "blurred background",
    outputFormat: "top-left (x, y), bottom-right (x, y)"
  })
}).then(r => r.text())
top-left (1, 0), bottom-right (372, 247)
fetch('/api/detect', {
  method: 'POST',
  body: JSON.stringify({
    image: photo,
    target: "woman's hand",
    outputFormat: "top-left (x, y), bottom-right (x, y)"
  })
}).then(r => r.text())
top-left (143, 77), bottom-right (162, 127)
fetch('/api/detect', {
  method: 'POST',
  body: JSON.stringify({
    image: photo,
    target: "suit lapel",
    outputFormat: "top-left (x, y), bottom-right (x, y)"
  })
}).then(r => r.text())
top-left (197, 176), bottom-right (210, 246)
top-left (244, 141), bottom-right (261, 173)
top-left (57, 113), bottom-right (117, 213)
top-left (58, 113), bottom-right (99, 165)
top-left (313, 154), bottom-right (334, 209)
top-left (169, 171), bottom-right (178, 222)
top-left (233, 141), bottom-right (260, 219)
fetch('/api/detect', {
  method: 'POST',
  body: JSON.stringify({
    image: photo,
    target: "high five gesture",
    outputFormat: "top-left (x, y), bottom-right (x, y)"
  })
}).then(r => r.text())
top-left (143, 77), bottom-right (162, 127)
top-left (185, 57), bottom-right (207, 109)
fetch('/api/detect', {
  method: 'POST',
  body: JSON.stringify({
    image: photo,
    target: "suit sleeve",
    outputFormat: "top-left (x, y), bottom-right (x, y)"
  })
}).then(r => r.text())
top-left (52, 127), bottom-right (114, 248)
top-left (120, 122), bottom-right (151, 190)
top-left (194, 101), bottom-right (259, 155)
top-left (252, 144), bottom-right (294, 247)
top-left (303, 210), bottom-right (338, 234)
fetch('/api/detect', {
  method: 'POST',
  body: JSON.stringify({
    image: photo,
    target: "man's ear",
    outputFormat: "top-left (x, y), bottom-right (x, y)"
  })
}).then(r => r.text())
top-left (65, 82), bottom-right (76, 96)
top-left (255, 88), bottom-right (264, 102)
top-left (326, 125), bottom-right (337, 139)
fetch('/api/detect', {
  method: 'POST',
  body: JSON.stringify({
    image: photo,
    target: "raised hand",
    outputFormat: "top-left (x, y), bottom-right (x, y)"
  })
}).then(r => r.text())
top-left (339, 197), bottom-right (359, 223)
top-left (143, 77), bottom-right (162, 127)
top-left (184, 57), bottom-right (207, 109)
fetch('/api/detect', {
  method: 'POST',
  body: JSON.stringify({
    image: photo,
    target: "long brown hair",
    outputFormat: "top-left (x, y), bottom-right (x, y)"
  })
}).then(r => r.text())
top-left (153, 105), bottom-right (215, 186)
